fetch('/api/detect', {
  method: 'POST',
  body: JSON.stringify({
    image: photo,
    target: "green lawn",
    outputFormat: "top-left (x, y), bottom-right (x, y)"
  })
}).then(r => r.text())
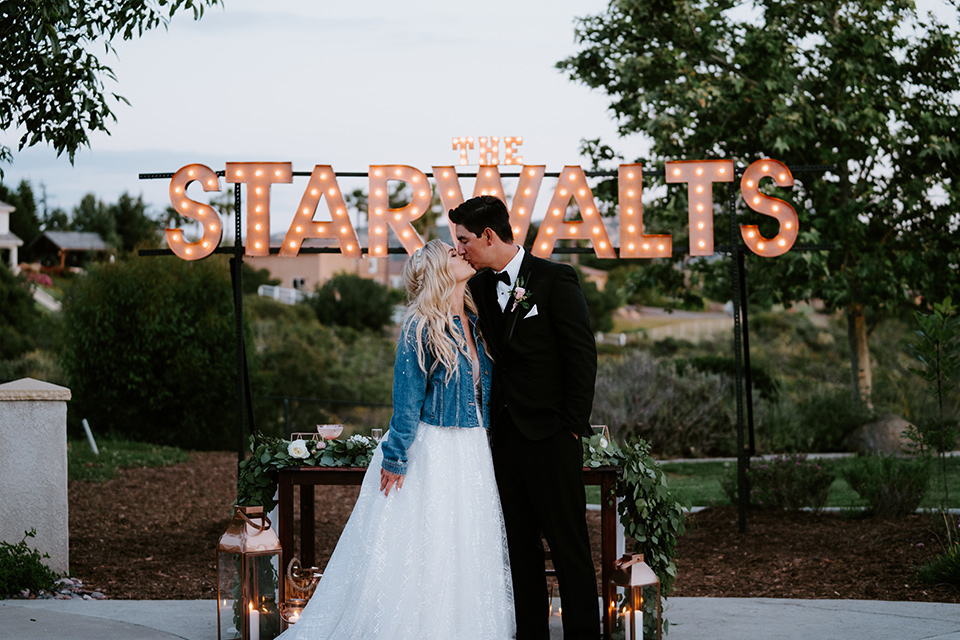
top-left (67, 439), bottom-right (191, 482)
top-left (586, 456), bottom-right (960, 509)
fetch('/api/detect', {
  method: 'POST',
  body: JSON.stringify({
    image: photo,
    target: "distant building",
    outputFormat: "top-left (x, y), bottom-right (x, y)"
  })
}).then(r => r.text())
top-left (27, 231), bottom-right (111, 273)
top-left (243, 220), bottom-right (621, 294)
top-left (246, 234), bottom-right (408, 293)
top-left (0, 201), bottom-right (23, 274)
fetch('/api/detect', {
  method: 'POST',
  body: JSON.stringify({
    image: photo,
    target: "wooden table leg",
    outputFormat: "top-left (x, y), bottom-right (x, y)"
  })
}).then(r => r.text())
top-left (301, 484), bottom-right (316, 568)
top-left (277, 472), bottom-right (293, 604)
top-left (600, 474), bottom-right (616, 640)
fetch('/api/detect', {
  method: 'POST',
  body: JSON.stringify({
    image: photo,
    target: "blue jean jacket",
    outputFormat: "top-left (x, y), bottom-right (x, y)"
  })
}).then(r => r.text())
top-left (380, 314), bottom-right (491, 475)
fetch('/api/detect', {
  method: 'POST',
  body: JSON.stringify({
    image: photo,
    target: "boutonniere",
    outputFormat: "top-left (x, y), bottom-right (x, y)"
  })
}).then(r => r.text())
top-left (509, 276), bottom-right (532, 312)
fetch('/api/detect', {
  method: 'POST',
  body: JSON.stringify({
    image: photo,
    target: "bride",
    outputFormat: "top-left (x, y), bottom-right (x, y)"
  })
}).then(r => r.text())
top-left (277, 239), bottom-right (515, 640)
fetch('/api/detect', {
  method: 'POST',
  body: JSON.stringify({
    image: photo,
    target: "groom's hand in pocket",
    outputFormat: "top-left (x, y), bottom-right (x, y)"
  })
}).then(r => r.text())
top-left (380, 469), bottom-right (405, 496)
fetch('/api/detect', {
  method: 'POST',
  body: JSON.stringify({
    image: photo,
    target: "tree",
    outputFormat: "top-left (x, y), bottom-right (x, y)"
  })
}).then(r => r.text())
top-left (558, 0), bottom-right (960, 406)
top-left (41, 207), bottom-right (70, 232)
top-left (0, 0), bottom-right (221, 173)
top-left (307, 273), bottom-right (396, 333)
top-left (0, 180), bottom-right (42, 245)
top-left (72, 194), bottom-right (121, 249)
top-left (111, 193), bottom-right (161, 252)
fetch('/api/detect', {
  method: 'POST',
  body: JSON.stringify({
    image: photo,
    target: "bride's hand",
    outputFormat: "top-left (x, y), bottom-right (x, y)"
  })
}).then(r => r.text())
top-left (380, 468), bottom-right (405, 496)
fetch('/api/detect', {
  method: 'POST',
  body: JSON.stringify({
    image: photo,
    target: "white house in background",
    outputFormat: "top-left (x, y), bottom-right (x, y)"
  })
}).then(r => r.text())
top-left (0, 200), bottom-right (23, 274)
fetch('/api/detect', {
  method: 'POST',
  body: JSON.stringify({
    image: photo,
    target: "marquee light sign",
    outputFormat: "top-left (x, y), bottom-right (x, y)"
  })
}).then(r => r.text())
top-left (165, 158), bottom-right (798, 262)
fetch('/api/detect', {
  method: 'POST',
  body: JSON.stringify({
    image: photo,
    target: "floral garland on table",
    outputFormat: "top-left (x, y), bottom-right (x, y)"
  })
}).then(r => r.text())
top-left (235, 430), bottom-right (685, 627)
top-left (236, 432), bottom-right (378, 512)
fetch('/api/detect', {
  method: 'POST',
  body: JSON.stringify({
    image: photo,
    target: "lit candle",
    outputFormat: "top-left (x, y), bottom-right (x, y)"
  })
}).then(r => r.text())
top-left (249, 603), bottom-right (260, 640)
top-left (637, 603), bottom-right (642, 640)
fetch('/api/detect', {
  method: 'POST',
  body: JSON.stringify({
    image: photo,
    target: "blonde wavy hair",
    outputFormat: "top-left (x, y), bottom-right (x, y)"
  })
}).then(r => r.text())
top-left (401, 239), bottom-right (480, 383)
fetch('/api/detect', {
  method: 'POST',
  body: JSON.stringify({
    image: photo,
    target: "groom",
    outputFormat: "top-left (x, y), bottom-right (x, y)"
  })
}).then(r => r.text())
top-left (450, 195), bottom-right (600, 640)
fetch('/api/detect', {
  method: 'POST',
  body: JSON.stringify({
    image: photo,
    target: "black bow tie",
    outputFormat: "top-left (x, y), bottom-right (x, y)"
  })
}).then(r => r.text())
top-left (492, 271), bottom-right (511, 286)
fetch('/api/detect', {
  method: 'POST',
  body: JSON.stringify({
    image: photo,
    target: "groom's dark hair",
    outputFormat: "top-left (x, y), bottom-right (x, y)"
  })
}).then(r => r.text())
top-left (448, 195), bottom-right (514, 243)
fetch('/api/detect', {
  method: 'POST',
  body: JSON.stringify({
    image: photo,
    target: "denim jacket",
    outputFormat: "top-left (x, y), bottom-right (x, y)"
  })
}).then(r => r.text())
top-left (380, 314), bottom-right (491, 476)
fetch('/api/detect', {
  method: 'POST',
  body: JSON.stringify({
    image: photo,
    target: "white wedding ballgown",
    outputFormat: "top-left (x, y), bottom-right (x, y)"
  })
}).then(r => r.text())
top-left (276, 423), bottom-right (515, 640)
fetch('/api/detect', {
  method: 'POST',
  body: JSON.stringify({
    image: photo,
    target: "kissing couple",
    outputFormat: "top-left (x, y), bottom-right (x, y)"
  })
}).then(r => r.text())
top-left (277, 195), bottom-right (600, 640)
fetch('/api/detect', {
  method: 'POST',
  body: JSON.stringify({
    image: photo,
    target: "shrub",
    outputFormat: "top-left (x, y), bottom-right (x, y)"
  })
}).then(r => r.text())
top-left (307, 273), bottom-right (395, 332)
top-left (722, 453), bottom-right (835, 512)
top-left (242, 263), bottom-right (280, 295)
top-left (61, 257), bottom-right (239, 449)
top-left (0, 530), bottom-right (61, 596)
top-left (918, 542), bottom-right (960, 587)
top-left (592, 350), bottom-right (735, 457)
top-left (649, 337), bottom-right (694, 357)
top-left (840, 454), bottom-right (929, 517)
top-left (0, 262), bottom-right (38, 360)
top-left (675, 355), bottom-right (780, 401)
top-left (757, 386), bottom-right (872, 453)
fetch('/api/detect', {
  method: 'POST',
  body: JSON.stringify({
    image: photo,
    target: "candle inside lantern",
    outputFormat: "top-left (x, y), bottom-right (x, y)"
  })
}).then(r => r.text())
top-left (637, 593), bottom-right (643, 640)
top-left (281, 598), bottom-right (308, 628)
top-left (249, 602), bottom-right (260, 640)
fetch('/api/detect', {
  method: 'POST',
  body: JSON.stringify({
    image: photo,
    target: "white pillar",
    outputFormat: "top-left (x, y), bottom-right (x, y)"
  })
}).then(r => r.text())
top-left (0, 378), bottom-right (72, 574)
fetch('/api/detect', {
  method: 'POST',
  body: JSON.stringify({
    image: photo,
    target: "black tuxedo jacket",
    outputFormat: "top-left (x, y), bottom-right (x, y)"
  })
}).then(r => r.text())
top-left (469, 251), bottom-right (597, 441)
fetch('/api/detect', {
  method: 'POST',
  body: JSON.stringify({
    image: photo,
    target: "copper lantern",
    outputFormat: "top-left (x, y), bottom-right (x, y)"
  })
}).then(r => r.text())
top-left (613, 553), bottom-right (661, 640)
top-left (217, 505), bottom-right (282, 640)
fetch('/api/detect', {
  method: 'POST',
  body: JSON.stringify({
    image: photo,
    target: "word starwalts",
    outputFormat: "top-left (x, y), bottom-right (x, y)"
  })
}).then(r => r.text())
top-left (165, 160), bottom-right (798, 261)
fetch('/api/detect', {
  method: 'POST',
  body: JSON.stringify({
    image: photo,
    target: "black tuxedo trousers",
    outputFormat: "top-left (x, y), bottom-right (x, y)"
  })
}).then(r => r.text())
top-left (492, 413), bottom-right (601, 640)
top-left (471, 254), bottom-right (601, 640)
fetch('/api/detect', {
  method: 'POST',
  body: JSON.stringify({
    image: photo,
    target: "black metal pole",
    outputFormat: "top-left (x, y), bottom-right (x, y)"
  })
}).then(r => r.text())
top-left (232, 182), bottom-right (246, 469)
top-left (737, 250), bottom-right (757, 456)
top-left (727, 175), bottom-right (749, 534)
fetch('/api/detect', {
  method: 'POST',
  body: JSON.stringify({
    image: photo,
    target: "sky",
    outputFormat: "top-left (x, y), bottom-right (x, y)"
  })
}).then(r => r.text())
top-left (1, 0), bottom-right (649, 232)
top-left (2, 0), bottom-right (957, 236)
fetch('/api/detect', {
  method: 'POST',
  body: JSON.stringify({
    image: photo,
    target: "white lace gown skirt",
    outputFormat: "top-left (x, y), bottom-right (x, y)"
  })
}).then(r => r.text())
top-left (277, 423), bottom-right (515, 640)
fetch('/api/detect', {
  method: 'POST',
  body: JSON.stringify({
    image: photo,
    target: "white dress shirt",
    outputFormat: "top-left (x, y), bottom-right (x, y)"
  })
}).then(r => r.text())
top-left (494, 246), bottom-right (525, 312)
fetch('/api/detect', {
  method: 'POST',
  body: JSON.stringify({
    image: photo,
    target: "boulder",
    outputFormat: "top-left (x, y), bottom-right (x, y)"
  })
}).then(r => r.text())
top-left (847, 414), bottom-right (914, 455)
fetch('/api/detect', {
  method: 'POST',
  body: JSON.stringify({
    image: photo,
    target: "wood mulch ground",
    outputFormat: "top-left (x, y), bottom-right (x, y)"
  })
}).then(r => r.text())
top-left (67, 451), bottom-right (960, 603)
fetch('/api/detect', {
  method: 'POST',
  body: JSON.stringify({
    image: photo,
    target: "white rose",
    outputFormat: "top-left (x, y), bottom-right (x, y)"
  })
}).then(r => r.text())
top-left (287, 439), bottom-right (310, 459)
top-left (600, 437), bottom-right (609, 449)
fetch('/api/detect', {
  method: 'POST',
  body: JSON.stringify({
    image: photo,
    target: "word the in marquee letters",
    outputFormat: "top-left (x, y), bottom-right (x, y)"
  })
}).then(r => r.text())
top-left (165, 159), bottom-right (798, 261)
top-left (452, 136), bottom-right (524, 166)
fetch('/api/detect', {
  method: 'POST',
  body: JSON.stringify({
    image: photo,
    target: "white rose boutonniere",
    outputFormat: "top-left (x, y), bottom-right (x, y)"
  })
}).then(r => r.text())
top-left (509, 276), bottom-right (532, 313)
top-left (287, 439), bottom-right (310, 459)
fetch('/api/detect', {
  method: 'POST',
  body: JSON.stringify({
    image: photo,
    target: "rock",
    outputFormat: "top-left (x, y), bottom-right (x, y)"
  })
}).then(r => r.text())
top-left (90, 592), bottom-right (106, 600)
top-left (847, 414), bottom-right (914, 455)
